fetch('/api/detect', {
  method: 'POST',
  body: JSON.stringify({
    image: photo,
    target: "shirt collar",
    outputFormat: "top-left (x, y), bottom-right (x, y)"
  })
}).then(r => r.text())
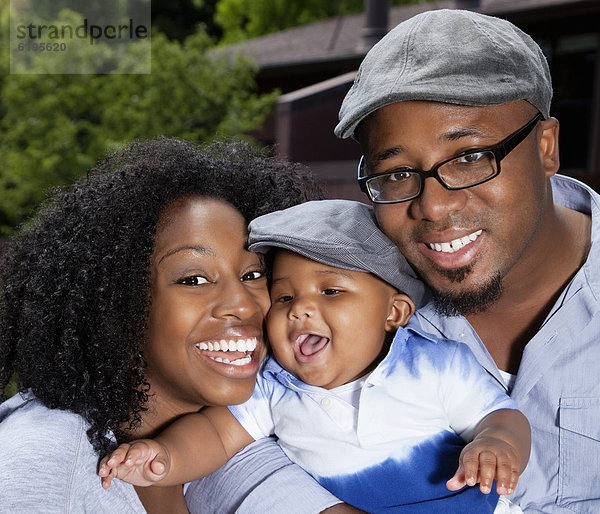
top-left (550, 174), bottom-right (600, 302)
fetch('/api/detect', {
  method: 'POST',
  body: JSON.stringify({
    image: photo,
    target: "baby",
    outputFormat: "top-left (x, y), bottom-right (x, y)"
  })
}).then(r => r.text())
top-left (100, 199), bottom-right (530, 513)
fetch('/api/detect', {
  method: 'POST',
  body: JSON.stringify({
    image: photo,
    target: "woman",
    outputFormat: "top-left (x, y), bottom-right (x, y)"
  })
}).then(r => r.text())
top-left (0, 137), bottom-right (325, 512)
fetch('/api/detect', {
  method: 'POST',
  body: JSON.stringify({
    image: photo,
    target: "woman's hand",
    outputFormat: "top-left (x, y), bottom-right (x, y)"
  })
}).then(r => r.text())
top-left (98, 439), bottom-right (171, 489)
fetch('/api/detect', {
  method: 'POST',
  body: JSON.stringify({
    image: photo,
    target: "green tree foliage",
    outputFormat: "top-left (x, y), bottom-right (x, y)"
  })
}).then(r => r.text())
top-left (215, 0), bottom-right (363, 44)
top-left (153, 0), bottom-right (222, 41)
top-left (0, 2), bottom-right (277, 234)
top-left (214, 0), bottom-right (429, 44)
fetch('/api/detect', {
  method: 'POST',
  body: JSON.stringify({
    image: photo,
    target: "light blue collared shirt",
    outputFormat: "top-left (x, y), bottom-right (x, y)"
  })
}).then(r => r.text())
top-left (411, 174), bottom-right (600, 513)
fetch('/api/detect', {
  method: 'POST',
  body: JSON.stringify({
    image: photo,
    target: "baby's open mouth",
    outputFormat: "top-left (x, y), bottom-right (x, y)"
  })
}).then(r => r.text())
top-left (294, 333), bottom-right (330, 357)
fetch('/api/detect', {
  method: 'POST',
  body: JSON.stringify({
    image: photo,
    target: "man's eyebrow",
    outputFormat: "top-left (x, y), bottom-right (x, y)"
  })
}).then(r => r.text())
top-left (158, 245), bottom-right (213, 264)
top-left (440, 126), bottom-right (488, 142)
top-left (372, 146), bottom-right (405, 164)
top-left (372, 126), bottom-right (489, 164)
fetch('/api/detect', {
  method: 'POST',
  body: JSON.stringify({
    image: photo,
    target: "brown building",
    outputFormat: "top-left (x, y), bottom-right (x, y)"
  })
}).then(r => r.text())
top-left (222, 0), bottom-right (600, 199)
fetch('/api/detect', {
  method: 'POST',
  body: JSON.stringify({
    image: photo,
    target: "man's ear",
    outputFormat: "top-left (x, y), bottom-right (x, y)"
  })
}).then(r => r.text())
top-left (539, 117), bottom-right (560, 178)
top-left (385, 293), bottom-right (415, 332)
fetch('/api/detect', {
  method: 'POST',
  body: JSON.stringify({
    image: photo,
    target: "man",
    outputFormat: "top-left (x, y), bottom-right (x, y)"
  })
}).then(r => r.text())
top-left (189, 9), bottom-right (599, 513)
top-left (333, 9), bottom-right (599, 513)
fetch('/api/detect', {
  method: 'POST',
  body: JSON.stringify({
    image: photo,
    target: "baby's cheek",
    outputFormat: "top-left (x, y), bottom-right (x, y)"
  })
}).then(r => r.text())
top-left (265, 311), bottom-right (289, 351)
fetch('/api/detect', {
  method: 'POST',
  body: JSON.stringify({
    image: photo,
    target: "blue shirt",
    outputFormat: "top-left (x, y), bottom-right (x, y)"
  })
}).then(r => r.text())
top-left (229, 326), bottom-right (515, 513)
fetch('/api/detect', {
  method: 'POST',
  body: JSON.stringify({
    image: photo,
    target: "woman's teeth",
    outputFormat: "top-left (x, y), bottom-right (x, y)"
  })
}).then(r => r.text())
top-left (428, 229), bottom-right (482, 253)
top-left (195, 337), bottom-right (257, 352)
top-left (195, 337), bottom-right (257, 367)
top-left (210, 355), bottom-right (252, 366)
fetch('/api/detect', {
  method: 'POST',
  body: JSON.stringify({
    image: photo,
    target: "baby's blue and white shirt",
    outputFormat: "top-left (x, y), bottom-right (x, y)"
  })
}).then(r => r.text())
top-left (229, 325), bottom-right (518, 513)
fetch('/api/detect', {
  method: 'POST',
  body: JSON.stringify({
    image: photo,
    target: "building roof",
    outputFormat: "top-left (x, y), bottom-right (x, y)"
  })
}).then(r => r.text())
top-left (219, 0), bottom-right (598, 70)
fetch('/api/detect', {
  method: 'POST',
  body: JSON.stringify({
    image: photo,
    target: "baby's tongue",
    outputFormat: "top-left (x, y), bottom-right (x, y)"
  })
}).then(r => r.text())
top-left (299, 334), bottom-right (329, 356)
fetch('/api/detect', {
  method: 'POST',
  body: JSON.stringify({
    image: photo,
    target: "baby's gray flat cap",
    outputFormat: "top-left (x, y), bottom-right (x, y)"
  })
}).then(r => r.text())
top-left (248, 199), bottom-right (427, 306)
top-left (335, 9), bottom-right (552, 139)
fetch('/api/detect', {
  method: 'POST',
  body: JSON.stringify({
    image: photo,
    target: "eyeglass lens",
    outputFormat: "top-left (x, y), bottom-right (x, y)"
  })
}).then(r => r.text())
top-left (366, 150), bottom-right (498, 202)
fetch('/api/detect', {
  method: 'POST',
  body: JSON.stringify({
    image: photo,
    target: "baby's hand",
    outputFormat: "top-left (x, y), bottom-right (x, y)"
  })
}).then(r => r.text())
top-left (98, 439), bottom-right (170, 489)
top-left (446, 436), bottom-right (521, 495)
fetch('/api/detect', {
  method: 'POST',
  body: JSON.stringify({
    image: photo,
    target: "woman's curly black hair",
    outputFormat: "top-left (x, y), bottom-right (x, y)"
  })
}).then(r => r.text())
top-left (0, 137), bottom-right (324, 455)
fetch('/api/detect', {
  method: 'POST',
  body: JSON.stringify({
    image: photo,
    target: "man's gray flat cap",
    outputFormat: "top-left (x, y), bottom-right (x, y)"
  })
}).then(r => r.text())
top-left (336, 9), bottom-right (552, 139)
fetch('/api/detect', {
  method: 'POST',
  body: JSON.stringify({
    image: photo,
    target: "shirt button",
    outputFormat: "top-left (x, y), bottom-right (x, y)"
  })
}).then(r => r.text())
top-left (320, 397), bottom-right (332, 409)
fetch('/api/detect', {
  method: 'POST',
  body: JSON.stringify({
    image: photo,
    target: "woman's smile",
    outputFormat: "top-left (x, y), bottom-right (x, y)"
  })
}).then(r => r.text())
top-left (194, 336), bottom-right (262, 376)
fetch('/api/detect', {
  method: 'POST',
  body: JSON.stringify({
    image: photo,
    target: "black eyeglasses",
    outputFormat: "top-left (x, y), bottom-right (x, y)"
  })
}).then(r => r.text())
top-left (357, 113), bottom-right (543, 204)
